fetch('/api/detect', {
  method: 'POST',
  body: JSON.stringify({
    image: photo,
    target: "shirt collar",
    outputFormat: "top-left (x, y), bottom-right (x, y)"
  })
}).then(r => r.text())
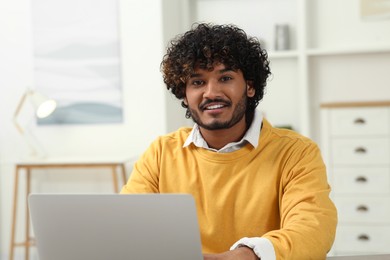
top-left (183, 109), bottom-right (263, 151)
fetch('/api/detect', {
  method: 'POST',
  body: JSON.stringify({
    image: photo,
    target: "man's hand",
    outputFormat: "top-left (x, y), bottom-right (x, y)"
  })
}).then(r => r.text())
top-left (203, 246), bottom-right (259, 260)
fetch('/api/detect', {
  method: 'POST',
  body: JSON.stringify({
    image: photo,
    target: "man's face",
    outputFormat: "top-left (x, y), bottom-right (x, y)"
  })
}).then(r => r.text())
top-left (184, 63), bottom-right (255, 131)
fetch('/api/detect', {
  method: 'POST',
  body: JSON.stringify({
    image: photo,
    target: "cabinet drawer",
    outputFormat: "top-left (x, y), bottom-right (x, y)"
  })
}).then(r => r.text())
top-left (332, 167), bottom-right (390, 194)
top-left (334, 225), bottom-right (390, 254)
top-left (330, 107), bottom-right (390, 136)
top-left (331, 138), bottom-right (390, 165)
top-left (334, 197), bottom-right (390, 223)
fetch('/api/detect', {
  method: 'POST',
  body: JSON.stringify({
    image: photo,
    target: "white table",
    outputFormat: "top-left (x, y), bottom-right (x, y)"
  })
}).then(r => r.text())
top-left (9, 156), bottom-right (135, 260)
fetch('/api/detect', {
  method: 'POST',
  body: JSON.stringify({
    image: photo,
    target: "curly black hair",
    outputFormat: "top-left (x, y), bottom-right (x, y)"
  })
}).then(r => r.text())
top-left (161, 23), bottom-right (271, 121)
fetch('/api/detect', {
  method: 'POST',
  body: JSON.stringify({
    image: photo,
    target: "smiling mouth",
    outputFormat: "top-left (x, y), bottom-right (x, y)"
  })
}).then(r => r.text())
top-left (200, 99), bottom-right (231, 111)
top-left (204, 104), bottom-right (226, 110)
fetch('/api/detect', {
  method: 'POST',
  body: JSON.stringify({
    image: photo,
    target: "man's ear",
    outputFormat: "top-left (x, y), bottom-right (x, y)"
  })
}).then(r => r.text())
top-left (246, 81), bottom-right (255, 97)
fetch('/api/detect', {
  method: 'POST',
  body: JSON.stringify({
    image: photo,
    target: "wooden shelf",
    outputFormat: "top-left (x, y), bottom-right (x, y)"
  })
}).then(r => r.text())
top-left (307, 44), bottom-right (390, 57)
top-left (321, 101), bottom-right (390, 108)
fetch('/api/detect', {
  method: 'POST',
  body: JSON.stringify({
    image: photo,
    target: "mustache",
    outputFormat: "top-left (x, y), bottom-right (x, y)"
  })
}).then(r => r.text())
top-left (199, 98), bottom-right (231, 110)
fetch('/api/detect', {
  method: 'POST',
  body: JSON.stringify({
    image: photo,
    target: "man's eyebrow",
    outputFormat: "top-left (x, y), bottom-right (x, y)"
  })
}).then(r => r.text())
top-left (189, 68), bottom-right (236, 78)
top-left (189, 73), bottom-right (202, 78)
top-left (219, 68), bottom-right (235, 73)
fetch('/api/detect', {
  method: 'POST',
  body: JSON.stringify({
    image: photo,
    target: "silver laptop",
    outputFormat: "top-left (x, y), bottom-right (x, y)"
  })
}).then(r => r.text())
top-left (28, 193), bottom-right (203, 260)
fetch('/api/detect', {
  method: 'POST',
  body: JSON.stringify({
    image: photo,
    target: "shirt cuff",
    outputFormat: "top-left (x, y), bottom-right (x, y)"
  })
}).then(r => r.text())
top-left (230, 237), bottom-right (276, 260)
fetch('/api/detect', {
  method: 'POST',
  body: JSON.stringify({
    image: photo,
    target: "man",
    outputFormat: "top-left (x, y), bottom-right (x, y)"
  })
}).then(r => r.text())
top-left (121, 23), bottom-right (337, 260)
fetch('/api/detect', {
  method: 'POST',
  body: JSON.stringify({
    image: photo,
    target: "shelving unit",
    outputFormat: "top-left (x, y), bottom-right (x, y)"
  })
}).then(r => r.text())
top-left (181, 0), bottom-right (390, 142)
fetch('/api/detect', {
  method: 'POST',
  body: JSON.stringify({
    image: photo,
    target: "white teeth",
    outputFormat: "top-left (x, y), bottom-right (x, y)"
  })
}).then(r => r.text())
top-left (206, 104), bottom-right (224, 110)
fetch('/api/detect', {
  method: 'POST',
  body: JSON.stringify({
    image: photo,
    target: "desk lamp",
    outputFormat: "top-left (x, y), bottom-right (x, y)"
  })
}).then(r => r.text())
top-left (13, 88), bottom-right (57, 157)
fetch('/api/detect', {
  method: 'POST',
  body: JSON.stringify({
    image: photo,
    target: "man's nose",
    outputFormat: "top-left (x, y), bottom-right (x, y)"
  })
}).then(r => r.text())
top-left (203, 81), bottom-right (222, 99)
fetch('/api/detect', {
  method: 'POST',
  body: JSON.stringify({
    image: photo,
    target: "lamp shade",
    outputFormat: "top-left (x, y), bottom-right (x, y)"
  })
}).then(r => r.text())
top-left (29, 91), bottom-right (57, 118)
top-left (13, 89), bottom-right (57, 132)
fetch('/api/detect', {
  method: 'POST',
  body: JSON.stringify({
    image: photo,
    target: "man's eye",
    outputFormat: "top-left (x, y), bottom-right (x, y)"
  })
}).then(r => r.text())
top-left (221, 76), bottom-right (232, 82)
top-left (192, 80), bottom-right (204, 86)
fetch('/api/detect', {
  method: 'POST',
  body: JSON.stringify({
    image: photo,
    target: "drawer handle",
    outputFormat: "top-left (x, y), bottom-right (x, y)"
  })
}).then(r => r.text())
top-left (357, 234), bottom-right (370, 241)
top-left (355, 176), bottom-right (367, 183)
top-left (354, 118), bottom-right (366, 125)
top-left (356, 205), bottom-right (369, 212)
top-left (355, 147), bottom-right (367, 154)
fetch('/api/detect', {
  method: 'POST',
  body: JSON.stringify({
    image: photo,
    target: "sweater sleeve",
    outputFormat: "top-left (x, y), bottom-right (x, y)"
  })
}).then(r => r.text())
top-left (120, 139), bottom-right (161, 194)
top-left (263, 142), bottom-right (337, 260)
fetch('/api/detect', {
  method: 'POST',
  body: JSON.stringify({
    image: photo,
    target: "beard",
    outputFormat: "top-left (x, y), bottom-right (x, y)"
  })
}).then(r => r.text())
top-left (188, 91), bottom-right (248, 131)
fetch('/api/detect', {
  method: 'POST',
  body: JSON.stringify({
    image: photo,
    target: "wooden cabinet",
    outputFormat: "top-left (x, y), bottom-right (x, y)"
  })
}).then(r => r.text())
top-left (321, 102), bottom-right (390, 255)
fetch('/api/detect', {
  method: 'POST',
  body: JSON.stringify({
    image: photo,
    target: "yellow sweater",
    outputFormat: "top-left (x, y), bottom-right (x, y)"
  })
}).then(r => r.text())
top-left (121, 119), bottom-right (337, 259)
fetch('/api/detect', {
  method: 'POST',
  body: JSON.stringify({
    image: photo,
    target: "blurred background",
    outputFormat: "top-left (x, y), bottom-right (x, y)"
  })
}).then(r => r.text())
top-left (1, 0), bottom-right (390, 259)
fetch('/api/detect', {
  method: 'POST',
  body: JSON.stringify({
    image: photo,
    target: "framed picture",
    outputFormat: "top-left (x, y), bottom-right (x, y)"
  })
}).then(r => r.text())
top-left (32, 0), bottom-right (123, 125)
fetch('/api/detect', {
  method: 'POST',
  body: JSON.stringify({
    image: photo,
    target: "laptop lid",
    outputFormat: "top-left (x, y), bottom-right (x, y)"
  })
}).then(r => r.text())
top-left (28, 193), bottom-right (203, 260)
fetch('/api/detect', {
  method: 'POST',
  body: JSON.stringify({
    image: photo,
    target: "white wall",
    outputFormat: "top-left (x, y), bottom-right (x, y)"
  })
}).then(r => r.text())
top-left (0, 0), bottom-right (170, 258)
top-left (162, 0), bottom-right (195, 132)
